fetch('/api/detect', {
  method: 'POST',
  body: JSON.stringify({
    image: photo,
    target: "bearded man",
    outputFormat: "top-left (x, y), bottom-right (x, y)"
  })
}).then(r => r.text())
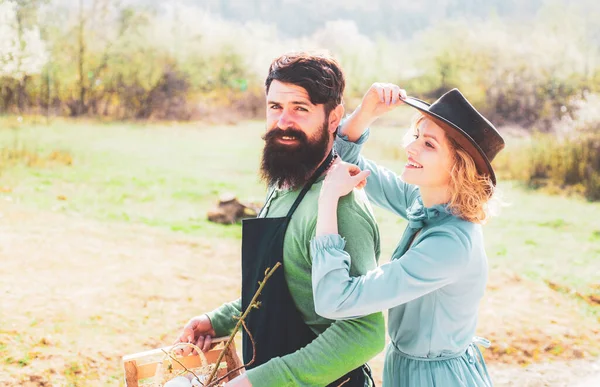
top-left (175, 52), bottom-right (385, 387)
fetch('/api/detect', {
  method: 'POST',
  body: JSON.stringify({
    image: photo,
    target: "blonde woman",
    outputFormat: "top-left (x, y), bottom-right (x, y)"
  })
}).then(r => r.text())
top-left (311, 84), bottom-right (505, 386)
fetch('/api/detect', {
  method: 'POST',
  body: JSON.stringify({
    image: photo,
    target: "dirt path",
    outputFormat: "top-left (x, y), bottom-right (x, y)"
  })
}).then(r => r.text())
top-left (489, 358), bottom-right (600, 386)
top-left (1, 200), bottom-right (598, 386)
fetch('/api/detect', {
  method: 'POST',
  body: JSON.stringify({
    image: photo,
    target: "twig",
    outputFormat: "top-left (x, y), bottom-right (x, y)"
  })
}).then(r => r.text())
top-left (204, 262), bottom-right (281, 386)
top-left (160, 345), bottom-right (202, 383)
top-left (206, 319), bottom-right (256, 387)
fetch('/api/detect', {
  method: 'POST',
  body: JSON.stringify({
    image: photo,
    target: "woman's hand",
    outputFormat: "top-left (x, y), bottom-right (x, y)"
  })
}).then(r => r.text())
top-left (356, 83), bottom-right (407, 123)
top-left (321, 160), bottom-right (371, 200)
top-left (339, 83), bottom-right (407, 142)
top-left (316, 160), bottom-right (370, 237)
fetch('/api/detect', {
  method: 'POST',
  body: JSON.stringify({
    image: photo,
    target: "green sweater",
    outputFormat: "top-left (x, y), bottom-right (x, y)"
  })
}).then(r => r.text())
top-left (207, 177), bottom-right (385, 386)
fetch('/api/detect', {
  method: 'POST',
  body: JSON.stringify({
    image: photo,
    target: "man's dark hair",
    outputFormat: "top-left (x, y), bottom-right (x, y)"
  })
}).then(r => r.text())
top-left (265, 52), bottom-right (345, 116)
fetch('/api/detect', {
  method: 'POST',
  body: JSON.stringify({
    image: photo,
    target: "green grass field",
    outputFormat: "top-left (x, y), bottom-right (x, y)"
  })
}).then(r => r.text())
top-left (2, 118), bottom-right (597, 294)
top-left (1, 117), bottom-right (599, 385)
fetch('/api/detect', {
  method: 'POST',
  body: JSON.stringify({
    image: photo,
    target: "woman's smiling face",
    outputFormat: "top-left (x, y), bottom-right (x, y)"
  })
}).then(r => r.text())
top-left (401, 117), bottom-right (454, 190)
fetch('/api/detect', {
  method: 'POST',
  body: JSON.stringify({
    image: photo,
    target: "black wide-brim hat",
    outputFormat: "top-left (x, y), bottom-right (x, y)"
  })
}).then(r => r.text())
top-left (403, 89), bottom-right (505, 185)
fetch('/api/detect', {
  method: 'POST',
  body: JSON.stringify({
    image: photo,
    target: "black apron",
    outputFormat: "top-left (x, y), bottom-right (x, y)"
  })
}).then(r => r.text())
top-left (241, 151), bottom-right (373, 386)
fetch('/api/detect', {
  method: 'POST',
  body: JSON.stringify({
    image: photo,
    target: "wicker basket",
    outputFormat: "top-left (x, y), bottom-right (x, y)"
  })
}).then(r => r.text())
top-left (122, 337), bottom-right (243, 386)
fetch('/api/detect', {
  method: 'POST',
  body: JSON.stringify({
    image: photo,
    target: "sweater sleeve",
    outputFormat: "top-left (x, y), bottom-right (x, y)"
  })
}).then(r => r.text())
top-left (244, 313), bottom-right (385, 386)
top-left (205, 298), bottom-right (241, 337)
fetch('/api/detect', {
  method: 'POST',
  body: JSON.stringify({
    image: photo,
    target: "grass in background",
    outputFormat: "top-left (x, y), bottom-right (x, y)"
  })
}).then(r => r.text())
top-left (0, 117), bottom-right (268, 239)
top-left (1, 115), bottom-right (598, 307)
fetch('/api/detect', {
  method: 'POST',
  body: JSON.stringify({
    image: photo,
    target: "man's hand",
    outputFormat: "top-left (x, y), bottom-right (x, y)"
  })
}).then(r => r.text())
top-left (355, 82), bottom-right (407, 125)
top-left (174, 314), bottom-right (216, 355)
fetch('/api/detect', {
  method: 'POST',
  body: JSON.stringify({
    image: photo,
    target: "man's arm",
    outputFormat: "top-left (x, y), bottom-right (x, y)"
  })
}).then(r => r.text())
top-left (205, 298), bottom-right (242, 337)
top-left (245, 314), bottom-right (384, 386)
top-left (244, 195), bottom-right (385, 386)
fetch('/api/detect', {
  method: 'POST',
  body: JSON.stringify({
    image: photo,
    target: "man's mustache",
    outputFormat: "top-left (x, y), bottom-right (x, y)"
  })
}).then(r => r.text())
top-left (262, 127), bottom-right (308, 142)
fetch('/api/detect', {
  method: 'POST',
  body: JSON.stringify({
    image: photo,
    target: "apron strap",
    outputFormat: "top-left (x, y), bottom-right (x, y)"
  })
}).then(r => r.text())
top-left (257, 187), bottom-right (277, 218)
top-left (286, 150), bottom-right (336, 218)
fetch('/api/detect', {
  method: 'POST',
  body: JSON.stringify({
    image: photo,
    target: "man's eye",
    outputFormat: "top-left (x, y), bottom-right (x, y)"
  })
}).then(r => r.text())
top-left (296, 107), bottom-right (308, 112)
top-left (270, 105), bottom-right (281, 109)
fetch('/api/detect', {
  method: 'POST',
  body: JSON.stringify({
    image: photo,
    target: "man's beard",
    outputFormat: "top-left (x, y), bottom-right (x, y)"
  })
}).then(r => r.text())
top-left (260, 121), bottom-right (330, 190)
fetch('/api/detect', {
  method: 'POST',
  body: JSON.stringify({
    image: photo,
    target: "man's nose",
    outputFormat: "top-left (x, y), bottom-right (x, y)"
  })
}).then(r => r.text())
top-left (277, 109), bottom-right (294, 129)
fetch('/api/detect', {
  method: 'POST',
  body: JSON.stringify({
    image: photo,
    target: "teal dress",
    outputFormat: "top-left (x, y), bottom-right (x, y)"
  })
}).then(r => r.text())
top-left (310, 131), bottom-right (493, 386)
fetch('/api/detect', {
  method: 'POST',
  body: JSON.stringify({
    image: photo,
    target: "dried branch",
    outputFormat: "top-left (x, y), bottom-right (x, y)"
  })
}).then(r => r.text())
top-left (159, 342), bottom-right (207, 384)
top-left (204, 262), bottom-right (281, 386)
top-left (206, 319), bottom-right (255, 387)
top-left (160, 348), bottom-right (201, 382)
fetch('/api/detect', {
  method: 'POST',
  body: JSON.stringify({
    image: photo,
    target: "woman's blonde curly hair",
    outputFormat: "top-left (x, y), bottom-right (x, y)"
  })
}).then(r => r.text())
top-left (407, 114), bottom-right (500, 224)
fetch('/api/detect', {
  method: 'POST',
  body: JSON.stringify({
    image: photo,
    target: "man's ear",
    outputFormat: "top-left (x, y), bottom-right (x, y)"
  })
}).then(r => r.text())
top-left (328, 104), bottom-right (345, 134)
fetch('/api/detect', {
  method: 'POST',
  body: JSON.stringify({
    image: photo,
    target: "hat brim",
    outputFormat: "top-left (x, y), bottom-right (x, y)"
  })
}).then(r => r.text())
top-left (402, 96), bottom-right (497, 185)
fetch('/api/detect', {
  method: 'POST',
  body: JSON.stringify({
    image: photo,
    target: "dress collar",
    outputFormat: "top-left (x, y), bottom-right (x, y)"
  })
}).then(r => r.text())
top-left (406, 196), bottom-right (452, 229)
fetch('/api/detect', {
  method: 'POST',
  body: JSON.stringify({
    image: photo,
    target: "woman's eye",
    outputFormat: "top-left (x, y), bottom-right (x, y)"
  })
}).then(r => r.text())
top-left (426, 142), bottom-right (434, 148)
